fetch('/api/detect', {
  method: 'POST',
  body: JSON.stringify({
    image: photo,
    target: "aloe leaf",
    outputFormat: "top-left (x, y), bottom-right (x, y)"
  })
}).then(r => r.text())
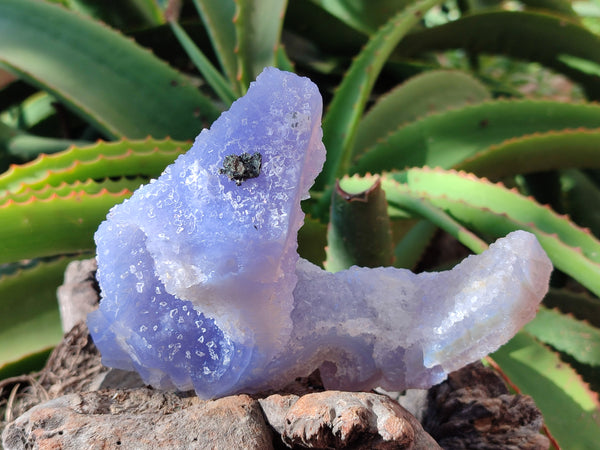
top-left (389, 168), bottom-right (600, 262)
top-left (1, 91), bottom-right (55, 131)
top-left (431, 200), bottom-right (600, 297)
top-left (380, 178), bottom-right (489, 254)
top-left (394, 10), bottom-right (600, 99)
top-left (0, 0), bottom-right (219, 140)
top-left (325, 175), bottom-right (393, 272)
top-left (5, 136), bottom-right (92, 161)
top-left (63, 0), bottom-right (165, 29)
top-left (284, 0), bottom-right (366, 57)
top-left (298, 215), bottom-right (327, 268)
top-left (381, 168), bottom-right (600, 296)
top-left (0, 138), bottom-right (187, 195)
top-left (193, 0), bottom-right (239, 92)
top-left (544, 288), bottom-right (600, 328)
top-left (169, 21), bottom-right (237, 106)
top-left (525, 307), bottom-right (600, 367)
top-left (520, 0), bottom-right (577, 17)
top-left (0, 77), bottom-right (36, 113)
top-left (275, 46), bottom-right (295, 73)
top-left (521, 172), bottom-right (565, 220)
top-left (130, 0), bottom-right (165, 23)
top-left (561, 169), bottom-right (600, 238)
top-left (0, 257), bottom-right (78, 371)
top-left (0, 190), bottom-right (131, 264)
top-left (234, 0), bottom-right (288, 90)
top-left (0, 348), bottom-right (53, 380)
top-left (353, 70), bottom-right (491, 160)
top-left (0, 121), bottom-right (90, 161)
top-left (318, 0), bottom-right (445, 195)
top-left (492, 331), bottom-right (600, 449)
top-left (353, 101), bottom-right (600, 175)
top-left (308, 0), bottom-right (412, 35)
top-left (1, 178), bottom-right (145, 203)
top-left (315, 0), bottom-right (444, 193)
top-left (392, 219), bottom-right (437, 269)
top-left (457, 129), bottom-right (600, 179)
top-left (559, 54), bottom-right (600, 77)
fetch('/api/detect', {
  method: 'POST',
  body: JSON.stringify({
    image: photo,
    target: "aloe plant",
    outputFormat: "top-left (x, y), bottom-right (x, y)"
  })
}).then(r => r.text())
top-left (2, 0), bottom-right (600, 446)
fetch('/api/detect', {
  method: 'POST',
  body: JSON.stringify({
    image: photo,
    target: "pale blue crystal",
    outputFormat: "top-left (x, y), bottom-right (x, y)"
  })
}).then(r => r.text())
top-left (88, 68), bottom-right (552, 399)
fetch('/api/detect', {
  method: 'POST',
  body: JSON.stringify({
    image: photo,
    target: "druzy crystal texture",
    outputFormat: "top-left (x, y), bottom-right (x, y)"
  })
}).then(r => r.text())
top-left (88, 68), bottom-right (553, 399)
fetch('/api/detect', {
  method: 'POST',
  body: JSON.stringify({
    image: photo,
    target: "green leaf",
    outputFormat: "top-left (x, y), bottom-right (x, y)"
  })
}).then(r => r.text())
top-left (520, 0), bottom-right (577, 16)
top-left (389, 168), bottom-right (600, 261)
top-left (525, 307), bottom-right (600, 367)
top-left (0, 348), bottom-right (52, 380)
top-left (457, 129), bottom-right (600, 179)
top-left (0, 138), bottom-right (187, 195)
top-left (492, 331), bottom-right (600, 449)
top-left (0, 189), bottom-right (131, 264)
top-left (325, 175), bottom-right (393, 272)
top-left (169, 21), bottom-right (237, 106)
top-left (0, 258), bottom-right (77, 370)
top-left (352, 70), bottom-right (491, 160)
top-left (353, 101), bottom-right (600, 175)
top-left (275, 46), bottom-right (295, 73)
top-left (315, 0), bottom-right (445, 192)
top-left (63, 0), bottom-right (165, 29)
top-left (394, 10), bottom-right (600, 99)
top-left (0, 91), bottom-right (55, 131)
top-left (1, 178), bottom-right (145, 203)
top-left (381, 168), bottom-right (600, 296)
top-left (559, 54), bottom-right (600, 77)
top-left (381, 175), bottom-right (489, 254)
top-left (308, 0), bottom-right (412, 35)
top-left (234, 0), bottom-right (289, 90)
top-left (544, 288), bottom-right (600, 329)
top-left (192, 0), bottom-right (239, 92)
top-left (0, 0), bottom-right (219, 140)
top-left (0, 121), bottom-right (90, 161)
top-left (392, 219), bottom-right (437, 269)
top-left (298, 215), bottom-right (327, 267)
top-left (561, 169), bottom-right (600, 239)
top-left (284, 0), bottom-right (366, 57)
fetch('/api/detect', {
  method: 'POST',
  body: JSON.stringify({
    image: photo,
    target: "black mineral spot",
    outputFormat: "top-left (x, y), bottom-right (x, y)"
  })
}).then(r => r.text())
top-left (219, 152), bottom-right (262, 186)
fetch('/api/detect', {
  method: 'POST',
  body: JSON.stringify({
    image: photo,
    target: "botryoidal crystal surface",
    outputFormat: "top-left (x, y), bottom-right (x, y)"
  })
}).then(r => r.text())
top-left (88, 68), bottom-right (553, 399)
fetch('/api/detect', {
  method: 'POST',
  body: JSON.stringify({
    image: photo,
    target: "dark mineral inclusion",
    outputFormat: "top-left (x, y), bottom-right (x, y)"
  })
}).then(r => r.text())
top-left (219, 152), bottom-right (262, 185)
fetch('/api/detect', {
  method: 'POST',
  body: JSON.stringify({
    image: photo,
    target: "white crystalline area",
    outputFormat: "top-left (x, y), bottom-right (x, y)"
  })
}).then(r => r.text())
top-left (276, 230), bottom-right (552, 393)
top-left (88, 67), bottom-right (553, 400)
top-left (222, 230), bottom-right (552, 395)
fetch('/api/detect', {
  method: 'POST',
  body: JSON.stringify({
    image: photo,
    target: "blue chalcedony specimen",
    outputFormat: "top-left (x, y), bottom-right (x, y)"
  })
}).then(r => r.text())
top-left (88, 68), bottom-right (552, 399)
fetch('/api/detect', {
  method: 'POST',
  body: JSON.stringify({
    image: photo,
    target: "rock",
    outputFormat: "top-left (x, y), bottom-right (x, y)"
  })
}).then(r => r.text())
top-left (2, 389), bottom-right (273, 450)
top-left (278, 390), bottom-right (441, 449)
top-left (423, 362), bottom-right (550, 449)
top-left (376, 388), bottom-right (430, 423)
top-left (56, 259), bottom-right (99, 333)
top-left (259, 393), bottom-right (299, 436)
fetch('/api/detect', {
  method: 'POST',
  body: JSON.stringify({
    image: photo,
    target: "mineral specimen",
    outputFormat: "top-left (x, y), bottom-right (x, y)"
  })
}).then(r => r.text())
top-left (88, 67), bottom-right (553, 399)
